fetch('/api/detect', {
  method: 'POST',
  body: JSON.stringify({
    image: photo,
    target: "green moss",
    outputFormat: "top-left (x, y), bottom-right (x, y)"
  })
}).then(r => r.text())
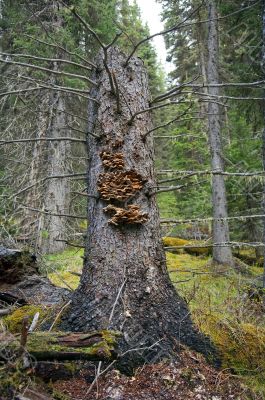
top-left (20, 331), bottom-right (120, 360)
top-left (195, 316), bottom-right (265, 371)
top-left (4, 305), bottom-right (49, 333)
top-left (167, 251), bottom-right (265, 395)
top-left (163, 237), bottom-right (211, 256)
top-left (44, 248), bottom-right (84, 289)
top-left (0, 365), bottom-right (29, 397)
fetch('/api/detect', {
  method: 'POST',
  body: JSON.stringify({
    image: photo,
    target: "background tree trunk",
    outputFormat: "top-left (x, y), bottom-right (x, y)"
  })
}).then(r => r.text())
top-left (262, 0), bottom-right (265, 289)
top-left (67, 47), bottom-right (215, 369)
top-left (207, 0), bottom-right (233, 266)
top-left (41, 90), bottom-right (70, 254)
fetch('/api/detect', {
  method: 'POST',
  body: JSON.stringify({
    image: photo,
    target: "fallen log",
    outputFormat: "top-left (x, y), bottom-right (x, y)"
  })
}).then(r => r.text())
top-left (0, 246), bottom-right (38, 284)
top-left (0, 330), bottom-right (120, 362)
top-left (0, 292), bottom-right (27, 306)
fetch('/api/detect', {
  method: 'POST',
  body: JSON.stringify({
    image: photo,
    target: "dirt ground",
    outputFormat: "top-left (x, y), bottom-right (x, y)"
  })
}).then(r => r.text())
top-left (52, 350), bottom-right (260, 400)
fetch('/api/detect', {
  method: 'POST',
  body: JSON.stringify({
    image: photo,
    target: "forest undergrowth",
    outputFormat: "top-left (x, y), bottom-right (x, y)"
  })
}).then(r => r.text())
top-left (44, 246), bottom-right (265, 397)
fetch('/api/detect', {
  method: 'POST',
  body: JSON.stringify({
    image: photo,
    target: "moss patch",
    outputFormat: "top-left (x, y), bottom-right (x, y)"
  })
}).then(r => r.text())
top-left (4, 305), bottom-right (49, 333)
top-left (163, 237), bottom-right (211, 255)
top-left (167, 251), bottom-right (265, 396)
top-left (44, 248), bottom-right (84, 290)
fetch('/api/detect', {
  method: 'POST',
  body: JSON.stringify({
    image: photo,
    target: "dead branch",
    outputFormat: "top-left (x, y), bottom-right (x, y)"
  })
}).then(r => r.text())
top-left (0, 58), bottom-right (97, 86)
top-left (128, 100), bottom-right (191, 124)
top-left (0, 137), bottom-right (86, 145)
top-left (65, 3), bottom-right (105, 49)
top-left (144, 105), bottom-right (193, 138)
top-left (124, 3), bottom-right (204, 65)
top-left (19, 205), bottom-right (86, 220)
top-left (160, 214), bottom-right (265, 224)
top-left (156, 180), bottom-right (207, 194)
top-left (0, 52), bottom-right (93, 72)
top-left (24, 34), bottom-right (97, 69)
top-left (156, 169), bottom-right (265, 177)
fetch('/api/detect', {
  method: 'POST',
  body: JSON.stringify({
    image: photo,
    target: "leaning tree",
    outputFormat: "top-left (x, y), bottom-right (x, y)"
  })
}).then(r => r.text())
top-left (66, 44), bottom-right (215, 368)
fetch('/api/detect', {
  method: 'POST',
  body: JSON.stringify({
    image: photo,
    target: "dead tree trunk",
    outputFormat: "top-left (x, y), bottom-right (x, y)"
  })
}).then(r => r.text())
top-left (207, 0), bottom-right (233, 266)
top-left (22, 93), bottom-right (50, 247)
top-left (67, 47), bottom-right (216, 369)
top-left (41, 90), bottom-right (71, 254)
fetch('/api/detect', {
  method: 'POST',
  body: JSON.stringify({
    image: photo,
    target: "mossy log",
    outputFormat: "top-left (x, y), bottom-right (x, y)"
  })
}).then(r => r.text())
top-left (163, 237), bottom-right (212, 256)
top-left (0, 330), bottom-right (120, 361)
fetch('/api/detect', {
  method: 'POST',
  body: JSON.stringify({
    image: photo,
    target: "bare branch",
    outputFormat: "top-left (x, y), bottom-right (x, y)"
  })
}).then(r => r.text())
top-left (20, 204), bottom-right (86, 220)
top-left (155, 180), bottom-right (207, 194)
top-left (151, 76), bottom-right (200, 104)
top-left (0, 137), bottom-right (86, 145)
top-left (128, 100), bottom-right (191, 125)
top-left (24, 34), bottom-right (97, 68)
top-left (0, 57), bottom-right (97, 86)
top-left (13, 174), bottom-right (86, 198)
top-left (64, 3), bottom-right (105, 49)
top-left (0, 52), bottom-right (93, 72)
top-left (144, 105), bottom-right (193, 138)
top-left (160, 214), bottom-right (265, 224)
top-left (124, 3), bottom-right (204, 65)
top-left (156, 169), bottom-right (265, 177)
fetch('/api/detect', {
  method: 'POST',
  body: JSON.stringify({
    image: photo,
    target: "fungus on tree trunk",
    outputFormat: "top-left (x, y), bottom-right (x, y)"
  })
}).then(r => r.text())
top-left (66, 47), bottom-right (217, 370)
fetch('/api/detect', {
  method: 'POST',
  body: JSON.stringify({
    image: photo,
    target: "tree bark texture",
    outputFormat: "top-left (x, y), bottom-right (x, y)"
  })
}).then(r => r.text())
top-left (22, 1), bottom-right (71, 254)
top-left (41, 90), bottom-right (71, 254)
top-left (207, 0), bottom-right (233, 266)
top-left (67, 47), bottom-right (216, 368)
top-left (262, 0), bottom-right (265, 289)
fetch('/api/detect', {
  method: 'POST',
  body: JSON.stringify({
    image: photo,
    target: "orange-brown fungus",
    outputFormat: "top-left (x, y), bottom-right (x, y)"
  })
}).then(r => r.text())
top-left (103, 204), bottom-right (148, 225)
top-left (100, 151), bottom-right (125, 170)
top-left (98, 171), bottom-right (143, 201)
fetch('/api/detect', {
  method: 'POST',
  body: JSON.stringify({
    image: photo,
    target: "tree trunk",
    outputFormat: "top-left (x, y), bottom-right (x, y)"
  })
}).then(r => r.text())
top-left (207, 0), bottom-right (234, 266)
top-left (41, 90), bottom-right (71, 254)
top-left (22, 1), bottom-right (71, 254)
top-left (22, 93), bottom-right (50, 248)
top-left (66, 47), bottom-right (216, 370)
top-left (262, 0), bottom-right (265, 290)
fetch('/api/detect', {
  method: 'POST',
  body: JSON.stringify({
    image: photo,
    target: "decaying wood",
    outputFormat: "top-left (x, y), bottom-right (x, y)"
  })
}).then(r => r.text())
top-left (0, 246), bottom-right (38, 284)
top-left (0, 308), bottom-right (12, 316)
top-left (0, 292), bottom-right (27, 306)
top-left (0, 331), bottom-right (119, 362)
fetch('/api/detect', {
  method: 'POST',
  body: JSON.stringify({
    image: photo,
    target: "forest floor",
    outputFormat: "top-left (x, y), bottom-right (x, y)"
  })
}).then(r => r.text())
top-left (43, 246), bottom-right (265, 399)
top-left (1, 246), bottom-right (264, 399)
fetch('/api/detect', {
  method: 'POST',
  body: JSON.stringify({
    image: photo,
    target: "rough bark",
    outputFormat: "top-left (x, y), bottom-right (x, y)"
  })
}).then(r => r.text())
top-left (41, 90), bottom-right (71, 254)
top-left (207, 1), bottom-right (234, 266)
top-left (262, 0), bottom-right (265, 290)
top-left (22, 93), bottom-right (50, 248)
top-left (66, 47), bottom-right (217, 370)
top-left (21, 1), bottom-right (71, 254)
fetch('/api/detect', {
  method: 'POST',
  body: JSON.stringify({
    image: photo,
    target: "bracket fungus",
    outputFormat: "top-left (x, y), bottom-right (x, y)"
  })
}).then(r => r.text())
top-left (103, 204), bottom-right (148, 225)
top-left (100, 151), bottom-right (125, 170)
top-left (98, 170), bottom-right (144, 202)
